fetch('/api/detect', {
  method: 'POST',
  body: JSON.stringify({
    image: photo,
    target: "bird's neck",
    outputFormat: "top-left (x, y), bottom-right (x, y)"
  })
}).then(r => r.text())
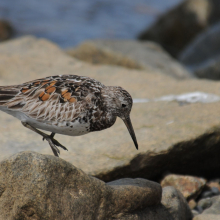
top-left (89, 86), bottom-right (117, 132)
top-left (101, 86), bottom-right (118, 114)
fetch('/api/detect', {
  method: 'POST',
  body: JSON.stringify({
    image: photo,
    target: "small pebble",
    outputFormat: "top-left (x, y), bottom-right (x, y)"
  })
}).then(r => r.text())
top-left (195, 205), bottom-right (203, 213)
top-left (211, 187), bottom-right (220, 195)
top-left (188, 199), bottom-right (197, 209)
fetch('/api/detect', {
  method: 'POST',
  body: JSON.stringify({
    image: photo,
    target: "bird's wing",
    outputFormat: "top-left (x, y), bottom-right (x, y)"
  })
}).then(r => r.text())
top-left (0, 75), bottom-right (104, 122)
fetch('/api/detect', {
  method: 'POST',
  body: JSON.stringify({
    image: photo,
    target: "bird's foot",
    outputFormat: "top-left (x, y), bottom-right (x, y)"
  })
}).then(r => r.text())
top-left (42, 133), bottom-right (55, 142)
top-left (21, 122), bottom-right (68, 157)
top-left (44, 135), bottom-right (68, 157)
top-left (51, 138), bottom-right (68, 151)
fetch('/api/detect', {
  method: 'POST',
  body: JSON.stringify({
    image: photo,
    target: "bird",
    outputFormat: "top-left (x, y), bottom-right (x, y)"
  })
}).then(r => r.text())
top-left (0, 75), bottom-right (138, 157)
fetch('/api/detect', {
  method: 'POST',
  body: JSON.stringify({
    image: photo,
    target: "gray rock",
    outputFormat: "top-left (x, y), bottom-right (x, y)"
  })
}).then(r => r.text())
top-left (202, 195), bottom-right (220, 215)
top-left (180, 22), bottom-right (220, 66)
top-left (138, 0), bottom-right (220, 58)
top-left (196, 205), bottom-right (204, 214)
top-left (138, 0), bottom-right (211, 57)
top-left (198, 198), bottom-right (213, 210)
top-left (67, 39), bottom-right (192, 79)
top-left (192, 210), bottom-right (200, 217)
top-left (191, 55), bottom-right (220, 80)
top-left (0, 151), bottom-right (162, 220)
top-left (211, 187), bottom-right (220, 195)
top-left (180, 22), bottom-right (220, 79)
top-left (0, 151), bottom-right (193, 220)
top-left (201, 190), bottom-right (214, 199)
top-left (161, 186), bottom-right (193, 220)
top-left (115, 186), bottom-right (192, 220)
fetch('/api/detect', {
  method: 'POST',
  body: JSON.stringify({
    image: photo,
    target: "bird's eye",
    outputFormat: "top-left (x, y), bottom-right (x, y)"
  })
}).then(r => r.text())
top-left (122, 104), bottom-right (126, 108)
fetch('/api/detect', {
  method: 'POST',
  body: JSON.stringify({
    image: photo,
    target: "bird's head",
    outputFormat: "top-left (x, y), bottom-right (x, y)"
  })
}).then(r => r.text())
top-left (102, 86), bottom-right (138, 150)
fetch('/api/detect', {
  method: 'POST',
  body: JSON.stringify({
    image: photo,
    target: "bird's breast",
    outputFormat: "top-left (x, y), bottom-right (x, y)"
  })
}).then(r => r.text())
top-left (89, 111), bottom-right (116, 132)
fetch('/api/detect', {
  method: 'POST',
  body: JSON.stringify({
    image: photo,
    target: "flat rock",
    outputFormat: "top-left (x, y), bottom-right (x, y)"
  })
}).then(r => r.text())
top-left (66, 39), bottom-right (191, 79)
top-left (161, 174), bottom-right (206, 200)
top-left (0, 151), bottom-right (162, 220)
top-left (1, 37), bottom-right (220, 183)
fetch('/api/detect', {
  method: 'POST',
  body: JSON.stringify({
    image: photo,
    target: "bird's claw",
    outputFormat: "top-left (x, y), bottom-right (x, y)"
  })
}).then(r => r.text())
top-left (43, 135), bottom-right (68, 157)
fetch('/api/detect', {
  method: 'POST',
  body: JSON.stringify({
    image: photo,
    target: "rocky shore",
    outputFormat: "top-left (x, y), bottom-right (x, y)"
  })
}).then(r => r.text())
top-left (6, 0), bottom-right (220, 212)
top-left (0, 35), bottom-right (219, 219)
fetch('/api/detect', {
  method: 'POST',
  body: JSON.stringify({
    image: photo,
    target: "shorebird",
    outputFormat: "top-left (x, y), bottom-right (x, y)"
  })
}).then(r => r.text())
top-left (0, 75), bottom-right (138, 157)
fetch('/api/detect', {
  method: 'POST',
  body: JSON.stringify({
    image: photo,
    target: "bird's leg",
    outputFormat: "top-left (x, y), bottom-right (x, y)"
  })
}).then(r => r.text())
top-left (50, 132), bottom-right (55, 139)
top-left (44, 133), bottom-right (68, 151)
top-left (42, 132), bottom-right (55, 141)
top-left (21, 122), bottom-right (68, 157)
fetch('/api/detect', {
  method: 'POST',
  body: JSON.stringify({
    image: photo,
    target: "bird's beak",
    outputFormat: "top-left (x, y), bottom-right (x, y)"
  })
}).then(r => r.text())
top-left (122, 116), bottom-right (138, 150)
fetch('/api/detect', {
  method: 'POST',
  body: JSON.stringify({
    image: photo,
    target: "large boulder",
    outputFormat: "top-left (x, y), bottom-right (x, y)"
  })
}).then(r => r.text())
top-left (66, 39), bottom-right (192, 79)
top-left (1, 36), bottom-right (220, 184)
top-left (0, 151), bottom-right (192, 220)
top-left (138, 0), bottom-right (220, 58)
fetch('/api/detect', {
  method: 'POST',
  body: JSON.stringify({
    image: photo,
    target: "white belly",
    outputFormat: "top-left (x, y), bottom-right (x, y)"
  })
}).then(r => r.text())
top-left (0, 107), bottom-right (90, 136)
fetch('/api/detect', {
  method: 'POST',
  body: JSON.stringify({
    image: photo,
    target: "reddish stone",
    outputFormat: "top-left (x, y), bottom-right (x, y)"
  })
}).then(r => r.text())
top-left (161, 174), bottom-right (206, 200)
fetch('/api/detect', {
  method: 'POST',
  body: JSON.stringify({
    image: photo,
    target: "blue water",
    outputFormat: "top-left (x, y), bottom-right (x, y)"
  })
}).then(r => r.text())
top-left (0, 0), bottom-right (182, 48)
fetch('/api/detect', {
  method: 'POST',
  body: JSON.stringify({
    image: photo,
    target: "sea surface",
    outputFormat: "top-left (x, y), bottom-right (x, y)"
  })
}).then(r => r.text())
top-left (0, 0), bottom-right (182, 48)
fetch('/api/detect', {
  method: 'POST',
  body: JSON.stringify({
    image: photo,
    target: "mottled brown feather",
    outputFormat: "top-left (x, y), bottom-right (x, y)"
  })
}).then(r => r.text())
top-left (0, 75), bottom-right (105, 123)
top-left (45, 86), bottom-right (56, 94)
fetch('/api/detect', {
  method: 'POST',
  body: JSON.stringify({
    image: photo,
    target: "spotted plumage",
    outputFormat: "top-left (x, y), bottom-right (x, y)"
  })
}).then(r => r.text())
top-left (0, 75), bottom-right (138, 157)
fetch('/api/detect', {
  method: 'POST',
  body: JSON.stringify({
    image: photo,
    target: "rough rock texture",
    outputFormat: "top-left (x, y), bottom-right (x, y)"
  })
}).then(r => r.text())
top-left (118, 186), bottom-right (192, 220)
top-left (1, 37), bottom-right (220, 183)
top-left (193, 214), bottom-right (220, 220)
top-left (161, 174), bottom-right (207, 200)
top-left (180, 22), bottom-right (220, 79)
top-left (66, 39), bottom-right (192, 79)
top-left (0, 20), bottom-right (13, 41)
top-left (161, 186), bottom-right (192, 220)
top-left (0, 151), bottom-right (193, 220)
top-left (198, 197), bottom-right (213, 211)
top-left (0, 151), bottom-right (162, 220)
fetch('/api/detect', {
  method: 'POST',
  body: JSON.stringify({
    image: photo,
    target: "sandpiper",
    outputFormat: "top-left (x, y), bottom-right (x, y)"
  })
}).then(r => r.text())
top-left (0, 75), bottom-right (138, 156)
